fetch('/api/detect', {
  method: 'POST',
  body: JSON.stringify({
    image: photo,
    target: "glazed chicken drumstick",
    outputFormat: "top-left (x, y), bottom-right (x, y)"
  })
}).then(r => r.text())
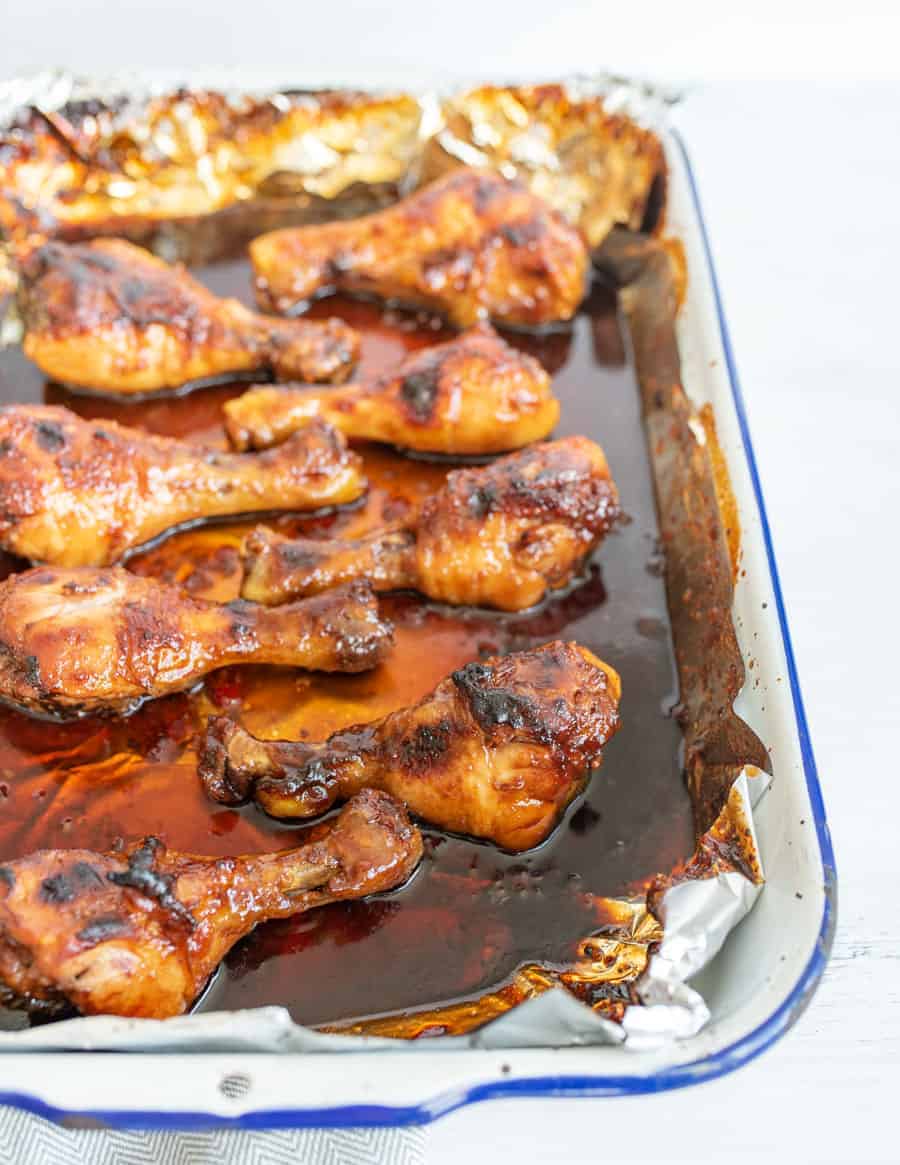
top-left (18, 238), bottom-right (360, 394)
top-left (242, 436), bottom-right (620, 611)
top-left (0, 567), bottom-right (391, 718)
top-left (0, 405), bottom-right (363, 567)
top-left (224, 324), bottom-right (558, 455)
top-left (201, 641), bottom-right (621, 852)
top-left (250, 168), bottom-right (589, 328)
top-left (0, 789), bottom-right (421, 1019)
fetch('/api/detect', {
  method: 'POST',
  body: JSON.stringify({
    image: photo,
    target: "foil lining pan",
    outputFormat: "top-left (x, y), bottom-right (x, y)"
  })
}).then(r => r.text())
top-left (0, 72), bottom-right (770, 1054)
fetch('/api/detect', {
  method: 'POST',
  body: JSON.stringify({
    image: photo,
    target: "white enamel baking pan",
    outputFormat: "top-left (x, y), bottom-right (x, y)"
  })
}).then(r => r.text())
top-left (0, 116), bottom-right (836, 1130)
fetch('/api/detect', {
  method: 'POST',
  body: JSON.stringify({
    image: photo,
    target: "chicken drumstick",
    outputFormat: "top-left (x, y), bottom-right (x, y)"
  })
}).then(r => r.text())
top-left (241, 436), bottom-right (619, 611)
top-left (250, 168), bottom-right (589, 328)
top-left (0, 789), bottom-right (421, 1018)
top-left (201, 641), bottom-right (621, 852)
top-left (0, 405), bottom-right (364, 567)
top-left (224, 324), bottom-right (558, 455)
top-left (0, 567), bottom-right (392, 718)
top-left (18, 238), bottom-right (360, 394)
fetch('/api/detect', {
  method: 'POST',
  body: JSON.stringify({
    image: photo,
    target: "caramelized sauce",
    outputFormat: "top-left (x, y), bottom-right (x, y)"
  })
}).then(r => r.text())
top-left (0, 261), bottom-right (693, 1029)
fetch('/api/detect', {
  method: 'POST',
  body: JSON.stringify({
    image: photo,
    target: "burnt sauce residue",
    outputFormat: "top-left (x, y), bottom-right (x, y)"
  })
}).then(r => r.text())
top-left (0, 260), bottom-right (692, 1028)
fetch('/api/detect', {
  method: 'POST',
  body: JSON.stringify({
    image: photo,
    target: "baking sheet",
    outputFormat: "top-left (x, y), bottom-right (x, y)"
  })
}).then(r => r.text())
top-left (0, 73), bottom-right (771, 1053)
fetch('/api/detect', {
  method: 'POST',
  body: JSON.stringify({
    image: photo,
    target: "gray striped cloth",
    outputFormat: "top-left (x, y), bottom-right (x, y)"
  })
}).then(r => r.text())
top-left (0, 1110), bottom-right (426, 1164)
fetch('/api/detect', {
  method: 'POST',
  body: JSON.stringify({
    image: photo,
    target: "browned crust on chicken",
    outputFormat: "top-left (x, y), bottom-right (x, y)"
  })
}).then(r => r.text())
top-left (0, 405), bottom-right (364, 567)
top-left (18, 238), bottom-right (360, 394)
top-left (0, 789), bottom-right (421, 1018)
top-left (250, 168), bottom-right (589, 327)
top-left (241, 436), bottom-right (620, 610)
top-left (200, 640), bottom-right (621, 852)
top-left (0, 567), bottom-right (392, 718)
top-left (224, 323), bottom-right (559, 454)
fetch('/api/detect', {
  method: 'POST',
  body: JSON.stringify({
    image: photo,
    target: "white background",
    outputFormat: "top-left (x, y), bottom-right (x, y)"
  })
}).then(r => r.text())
top-left (0, 1), bottom-right (897, 86)
top-left (1, 4), bottom-right (899, 1163)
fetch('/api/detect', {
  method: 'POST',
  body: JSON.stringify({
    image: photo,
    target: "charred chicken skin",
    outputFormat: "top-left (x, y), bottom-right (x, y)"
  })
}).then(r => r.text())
top-left (18, 238), bottom-right (360, 395)
top-left (0, 789), bottom-right (421, 1019)
top-left (201, 640), bottom-right (621, 852)
top-left (224, 324), bottom-right (559, 455)
top-left (250, 168), bottom-right (589, 328)
top-left (0, 405), bottom-right (364, 567)
top-left (0, 567), bottom-right (392, 718)
top-left (242, 436), bottom-right (620, 611)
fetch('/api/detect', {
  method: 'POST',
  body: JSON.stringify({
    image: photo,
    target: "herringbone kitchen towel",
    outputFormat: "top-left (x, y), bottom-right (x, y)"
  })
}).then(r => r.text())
top-left (0, 1109), bottom-right (426, 1164)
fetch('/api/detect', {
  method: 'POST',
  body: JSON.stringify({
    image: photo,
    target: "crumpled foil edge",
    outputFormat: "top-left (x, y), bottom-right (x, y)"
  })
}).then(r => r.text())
top-left (0, 68), bottom-right (680, 132)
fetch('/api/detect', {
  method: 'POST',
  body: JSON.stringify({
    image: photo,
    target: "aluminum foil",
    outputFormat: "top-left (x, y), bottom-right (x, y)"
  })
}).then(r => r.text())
top-left (0, 71), bottom-right (424, 236)
top-left (0, 73), bottom-right (770, 1054)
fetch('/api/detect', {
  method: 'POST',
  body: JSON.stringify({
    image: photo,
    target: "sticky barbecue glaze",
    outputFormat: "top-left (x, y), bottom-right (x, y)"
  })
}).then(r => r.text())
top-left (0, 262), bottom-right (692, 1030)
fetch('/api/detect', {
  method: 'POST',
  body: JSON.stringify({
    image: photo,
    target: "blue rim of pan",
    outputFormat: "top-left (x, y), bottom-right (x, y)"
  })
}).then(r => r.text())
top-left (0, 128), bottom-right (837, 1130)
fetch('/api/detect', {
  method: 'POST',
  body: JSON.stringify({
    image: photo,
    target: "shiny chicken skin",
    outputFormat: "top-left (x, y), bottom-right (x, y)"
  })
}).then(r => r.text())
top-left (250, 168), bottom-right (589, 328)
top-left (242, 436), bottom-right (620, 611)
top-left (18, 238), bottom-right (360, 395)
top-left (0, 567), bottom-right (392, 718)
top-left (201, 640), bottom-right (621, 852)
top-left (224, 324), bottom-right (559, 455)
top-left (0, 405), bottom-right (364, 567)
top-left (0, 789), bottom-right (421, 1019)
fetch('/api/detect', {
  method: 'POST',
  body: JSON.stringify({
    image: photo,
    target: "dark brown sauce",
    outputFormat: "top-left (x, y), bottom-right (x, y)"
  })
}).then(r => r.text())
top-left (0, 260), bottom-right (693, 1028)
